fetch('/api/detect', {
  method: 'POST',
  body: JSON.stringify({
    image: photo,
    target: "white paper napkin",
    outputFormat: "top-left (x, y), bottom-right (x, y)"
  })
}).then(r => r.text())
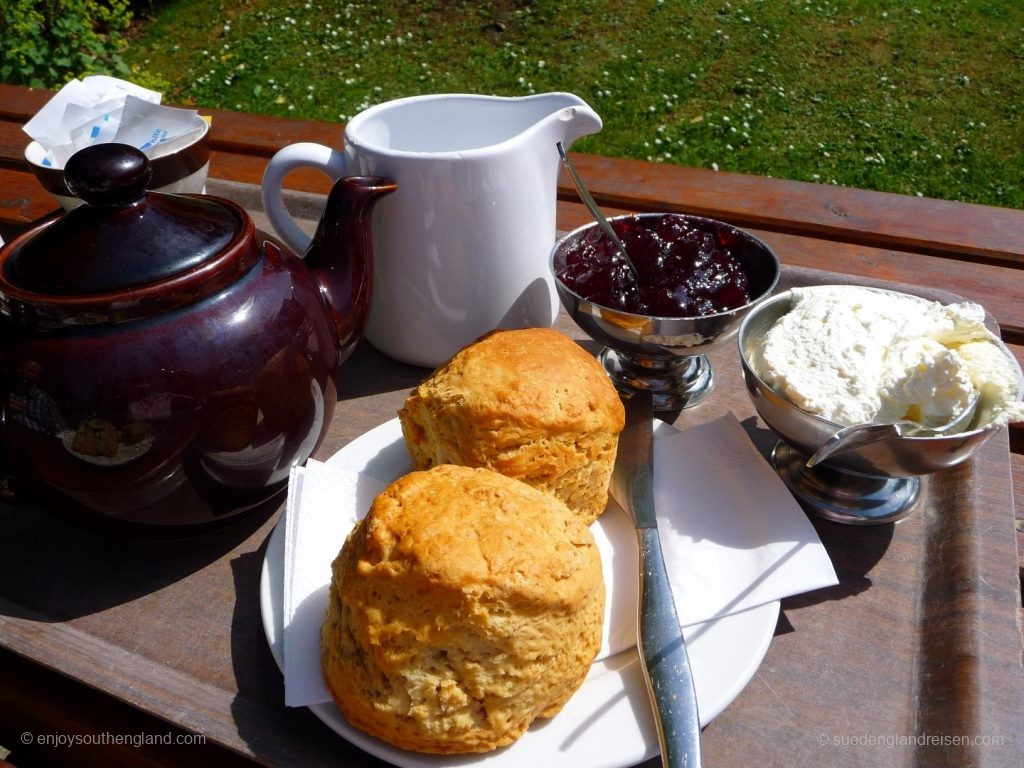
top-left (23, 75), bottom-right (202, 168)
top-left (281, 413), bottom-right (837, 708)
top-left (648, 414), bottom-right (838, 624)
top-left (282, 460), bottom-right (386, 706)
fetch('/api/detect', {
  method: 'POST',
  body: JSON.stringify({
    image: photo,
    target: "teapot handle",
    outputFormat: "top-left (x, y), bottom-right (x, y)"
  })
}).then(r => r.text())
top-left (261, 142), bottom-right (349, 254)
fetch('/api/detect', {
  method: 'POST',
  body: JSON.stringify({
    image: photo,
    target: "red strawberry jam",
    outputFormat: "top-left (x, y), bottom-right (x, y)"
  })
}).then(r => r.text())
top-left (556, 214), bottom-right (752, 317)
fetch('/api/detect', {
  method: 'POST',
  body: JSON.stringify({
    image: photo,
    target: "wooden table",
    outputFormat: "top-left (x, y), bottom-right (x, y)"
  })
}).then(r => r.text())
top-left (0, 84), bottom-right (1021, 768)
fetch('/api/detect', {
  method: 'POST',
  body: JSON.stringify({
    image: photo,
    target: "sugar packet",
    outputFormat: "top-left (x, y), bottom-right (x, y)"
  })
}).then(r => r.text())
top-left (23, 76), bottom-right (202, 168)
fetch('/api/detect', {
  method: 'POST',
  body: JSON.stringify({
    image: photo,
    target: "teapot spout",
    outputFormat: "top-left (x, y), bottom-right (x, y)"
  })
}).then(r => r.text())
top-left (304, 175), bottom-right (397, 366)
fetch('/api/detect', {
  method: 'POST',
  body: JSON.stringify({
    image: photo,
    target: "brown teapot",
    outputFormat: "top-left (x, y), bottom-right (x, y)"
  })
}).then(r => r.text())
top-left (0, 143), bottom-right (395, 534)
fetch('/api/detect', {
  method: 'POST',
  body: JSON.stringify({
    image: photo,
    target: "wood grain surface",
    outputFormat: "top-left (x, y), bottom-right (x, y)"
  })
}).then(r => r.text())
top-left (1, 259), bottom-right (1021, 767)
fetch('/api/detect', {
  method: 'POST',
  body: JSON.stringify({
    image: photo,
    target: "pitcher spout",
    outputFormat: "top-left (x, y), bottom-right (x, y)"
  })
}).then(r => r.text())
top-left (524, 92), bottom-right (603, 149)
top-left (304, 175), bottom-right (397, 366)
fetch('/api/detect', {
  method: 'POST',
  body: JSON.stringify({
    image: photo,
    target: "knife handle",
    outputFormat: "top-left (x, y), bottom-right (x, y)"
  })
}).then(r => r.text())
top-left (637, 527), bottom-right (702, 768)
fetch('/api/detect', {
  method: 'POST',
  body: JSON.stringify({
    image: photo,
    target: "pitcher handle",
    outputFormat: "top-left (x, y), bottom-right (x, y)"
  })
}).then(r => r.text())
top-left (261, 142), bottom-right (349, 254)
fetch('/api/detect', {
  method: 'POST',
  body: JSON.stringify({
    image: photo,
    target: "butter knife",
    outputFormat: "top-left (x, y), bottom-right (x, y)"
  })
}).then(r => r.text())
top-left (610, 391), bottom-right (702, 768)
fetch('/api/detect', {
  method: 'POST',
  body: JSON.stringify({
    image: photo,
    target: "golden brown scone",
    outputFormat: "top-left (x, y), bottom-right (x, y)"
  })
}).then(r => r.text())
top-left (398, 328), bottom-right (624, 524)
top-left (321, 464), bottom-right (605, 754)
top-left (72, 417), bottom-right (119, 457)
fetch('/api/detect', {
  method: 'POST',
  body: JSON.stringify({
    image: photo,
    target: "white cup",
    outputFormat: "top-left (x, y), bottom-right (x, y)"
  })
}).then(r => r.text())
top-left (25, 116), bottom-right (211, 210)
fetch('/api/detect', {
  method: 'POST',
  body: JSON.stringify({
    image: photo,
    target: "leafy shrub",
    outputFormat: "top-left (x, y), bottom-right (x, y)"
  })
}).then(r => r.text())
top-left (0, 0), bottom-right (133, 88)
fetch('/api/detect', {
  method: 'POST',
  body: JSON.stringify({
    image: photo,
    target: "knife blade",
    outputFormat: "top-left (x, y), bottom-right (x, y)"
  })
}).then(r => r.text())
top-left (610, 390), bottom-right (702, 768)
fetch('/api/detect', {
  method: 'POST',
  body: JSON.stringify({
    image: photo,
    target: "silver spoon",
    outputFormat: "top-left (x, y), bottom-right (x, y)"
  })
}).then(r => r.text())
top-left (806, 391), bottom-right (982, 468)
top-left (556, 141), bottom-right (641, 286)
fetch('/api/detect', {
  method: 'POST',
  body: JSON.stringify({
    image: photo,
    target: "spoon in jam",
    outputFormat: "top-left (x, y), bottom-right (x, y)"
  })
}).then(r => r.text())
top-left (557, 141), bottom-right (641, 288)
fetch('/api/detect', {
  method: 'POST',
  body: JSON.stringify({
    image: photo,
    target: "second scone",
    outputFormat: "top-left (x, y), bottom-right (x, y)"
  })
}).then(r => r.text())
top-left (321, 464), bottom-right (605, 754)
top-left (398, 328), bottom-right (625, 524)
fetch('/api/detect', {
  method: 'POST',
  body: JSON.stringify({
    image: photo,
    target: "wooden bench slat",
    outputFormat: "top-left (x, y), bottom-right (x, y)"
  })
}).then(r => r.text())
top-left (562, 154), bottom-right (1024, 268)
top-left (0, 120), bottom-right (29, 171)
top-left (209, 149), bottom-right (331, 194)
top-left (0, 169), bottom-right (59, 229)
top-left (0, 83), bottom-right (50, 120)
top-left (204, 108), bottom-right (345, 156)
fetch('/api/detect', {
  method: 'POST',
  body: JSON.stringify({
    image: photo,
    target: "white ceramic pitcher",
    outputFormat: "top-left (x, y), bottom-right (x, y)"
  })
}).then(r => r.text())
top-left (261, 92), bottom-right (602, 367)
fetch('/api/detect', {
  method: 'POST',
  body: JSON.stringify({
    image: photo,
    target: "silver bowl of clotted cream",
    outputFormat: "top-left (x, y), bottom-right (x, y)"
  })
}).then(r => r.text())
top-left (737, 286), bottom-right (1024, 524)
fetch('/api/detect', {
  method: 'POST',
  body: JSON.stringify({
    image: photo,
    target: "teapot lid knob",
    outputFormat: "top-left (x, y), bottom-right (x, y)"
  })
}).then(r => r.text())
top-left (2, 143), bottom-right (245, 303)
top-left (65, 143), bottom-right (152, 206)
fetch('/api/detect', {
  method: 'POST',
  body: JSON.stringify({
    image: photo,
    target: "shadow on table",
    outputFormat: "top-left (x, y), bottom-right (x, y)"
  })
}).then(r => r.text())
top-left (736, 415), bottom-right (895, 614)
top-left (228, 536), bottom-right (390, 767)
top-left (337, 339), bottom-right (431, 402)
top-left (0, 495), bottom-right (279, 622)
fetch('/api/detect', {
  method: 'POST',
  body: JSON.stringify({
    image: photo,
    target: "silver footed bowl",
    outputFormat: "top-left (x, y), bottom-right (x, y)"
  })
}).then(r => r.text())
top-left (552, 213), bottom-right (781, 411)
top-left (737, 290), bottom-right (1020, 524)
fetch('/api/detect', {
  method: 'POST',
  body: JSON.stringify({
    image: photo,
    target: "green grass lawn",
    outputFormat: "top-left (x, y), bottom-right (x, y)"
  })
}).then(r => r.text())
top-left (125, 0), bottom-right (1024, 208)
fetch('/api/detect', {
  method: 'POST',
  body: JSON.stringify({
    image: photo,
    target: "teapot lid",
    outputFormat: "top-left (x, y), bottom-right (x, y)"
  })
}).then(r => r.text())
top-left (0, 143), bottom-right (261, 329)
top-left (6, 143), bottom-right (238, 294)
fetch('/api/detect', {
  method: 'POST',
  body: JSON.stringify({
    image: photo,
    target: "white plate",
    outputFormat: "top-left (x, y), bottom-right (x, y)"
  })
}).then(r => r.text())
top-left (260, 419), bottom-right (779, 768)
top-left (58, 429), bottom-right (154, 466)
